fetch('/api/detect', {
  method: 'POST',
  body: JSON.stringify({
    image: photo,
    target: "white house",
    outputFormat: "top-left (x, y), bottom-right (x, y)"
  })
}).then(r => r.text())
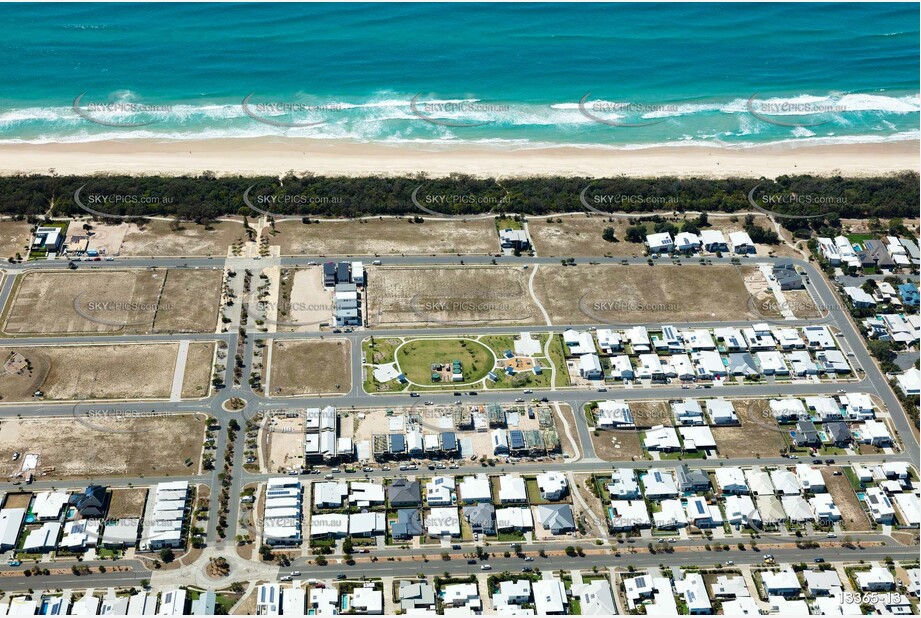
top-left (674, 232), bottom-right (701, 253)
top-left (728, 230), bottom-right (755, 254)
top-left (715, 468), bottom-right (748, 494)
top-left (426, 507), bottom-right (460, 537)
top-left (643, 425), bottom-right (681, 452)
top-left (595, 400), bottom-right (634, 428)
top-left (701, 229), bottom-right (728, 252)
top-left (646, 232), bottom-right (674, 253)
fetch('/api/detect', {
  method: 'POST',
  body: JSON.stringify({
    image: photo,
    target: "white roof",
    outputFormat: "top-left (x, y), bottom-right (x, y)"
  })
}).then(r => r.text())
top-left (770, 398), bottom-right (807, 418)
top-left (22, 521), bottom-right (61, 552)
top-left (0, 508), bottom-right (25, 549)
top-left (646, 232), bottom-right (674, 249)
top-left (496, 507), bottom-right (533, 530)
top-left (745, 469), bottom-right (774, 495)
top-left (352, 586), bottom-right (383, 613)
top-left (32, 491), bottom-right (70, 519)
top-left (723, 495), bottom-right (757, 524)
top-left (781, 495), bottom-right (814, 522)
top-left (498, 475), bottom-right (527, 502)
top-left (795, 464), bottom-right (825, 491)
top-left (700, 229), bottom-right (726, 246)
top-left (729, 230), bottom-right (753, 247)
top-left (609, 500), bottom-right (650, 529)
top-left (715, 468), bottom-right (748, 492)
top-left (313, 481), bottom-right (348, 507)
top-left (654, 499), bottom-right (687, 528)
top-left (642, 470), bottom-right (678, 497)
top-left (643, 425), bottom-right (680, 451)
top-left (762, 569), bottom-right (801, 593)
top-left (532, 578), bottom-right (567, 615)
top-left (349, 481), bottom-right (385, 505)
top-left (608, 469), bottom-right (640, 499)
top-left (459, 474), bottom-right (492, 502)
top-left (349, 512), bottom-right (386, 536)
top-left (310, 513), bottom-right (348, 537)
top-left (770, 469), bottom-right (800, 495)
top-left (678, 425), bottom-right (715, 450)
top-left (804, 569), bottom-right (841, 593)
top-left (676, 573), bottom-right (711, 613)
top-left (426, 507), bottom-right (460, 536)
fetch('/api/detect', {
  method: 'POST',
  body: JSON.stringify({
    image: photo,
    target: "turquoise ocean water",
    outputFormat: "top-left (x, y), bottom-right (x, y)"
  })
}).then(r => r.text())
top-left (0, 2), bottom-right (917, 147)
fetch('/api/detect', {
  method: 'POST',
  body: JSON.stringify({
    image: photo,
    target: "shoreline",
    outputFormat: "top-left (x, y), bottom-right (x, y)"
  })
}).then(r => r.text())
top-left (0, 138), bottom-right (917, 179)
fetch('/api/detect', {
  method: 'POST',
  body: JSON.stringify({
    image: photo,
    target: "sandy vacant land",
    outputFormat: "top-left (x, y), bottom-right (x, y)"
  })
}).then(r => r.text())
top-left (0, 219), bottom-right (31, 260)
top-left (268, 339), bottom-right (351, 396)
top-left (118, 219), bottom-right (247, 256)
top-left (270, 218), bottom-right (499, 256)
top-left (712, 399), bottom-right (788, 459)
top-left (107, 488), bottom-right (149, 519)
top-left (590, 430), bottom-right (645, 461)
top-left (281, 267), bottom-right (332, 331)
top-left (182, 343), bottom-right (215, 399)
top-left (152, 269), bottom-right (223, 332)
top-left (367, 266), bottom-right (541, 327)
top-left (529, 216), bottom-right (643, 257)
top-left (532, 264), bottom-right (755, 325)
top-left (0, 415), bottom-right (206, 479)
top-left (822, 468), bottom-right (871, 531)
top-left (0, 344), bottom-right (181, 401)
top-left (2, 269), bottom-right (221, 335)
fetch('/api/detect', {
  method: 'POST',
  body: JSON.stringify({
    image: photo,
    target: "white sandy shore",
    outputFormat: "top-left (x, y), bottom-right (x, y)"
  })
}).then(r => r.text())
top-left (0, 138), bottom-right (917, 178)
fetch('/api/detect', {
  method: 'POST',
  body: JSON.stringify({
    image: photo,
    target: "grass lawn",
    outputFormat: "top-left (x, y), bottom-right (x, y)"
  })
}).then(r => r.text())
top-left (397, 338), bottom-right (494, 385)
top-left (495, 217), bottom-right (524, 231)
top-left (547, 334), bottom-right (571, 387)
top-left (846, 234), bottom-right (877, 246)
top-left (478, 334), bottom-right (521, 357)
top-left (364, 337), bottom-right (401, 365)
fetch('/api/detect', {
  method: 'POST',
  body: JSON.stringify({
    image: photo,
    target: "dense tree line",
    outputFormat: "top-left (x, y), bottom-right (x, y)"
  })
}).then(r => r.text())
top-left (0, 171), bottom-right (915, 221)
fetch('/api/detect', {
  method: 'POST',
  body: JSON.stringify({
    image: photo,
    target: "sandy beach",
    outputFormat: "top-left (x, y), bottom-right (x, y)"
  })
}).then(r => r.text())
top-left (0, 138), bottom-right (917, 178)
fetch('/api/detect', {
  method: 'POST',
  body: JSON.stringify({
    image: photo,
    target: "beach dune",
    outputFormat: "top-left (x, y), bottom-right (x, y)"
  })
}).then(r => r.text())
top-left (0, 138), bottom-right (917, 179)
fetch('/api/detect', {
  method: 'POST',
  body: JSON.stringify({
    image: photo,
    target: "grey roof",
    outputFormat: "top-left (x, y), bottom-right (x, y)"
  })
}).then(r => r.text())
top-left (463, 503), bottom-right (496, 533)
top-left (825, 421), bottom-right (852, 444)
top-left (390, 508), bottom-right (423, 538)
top-left (537, 504), bottom-right (575, 533)
top-left (859, 240), bottom-right (895, 268)
top-left (727, 353), bottom-right (758, 375)
top-left (676, 464), bottom-right (711, 490)
top-left (794, 420), bottom-right (820, 446)
top-left (388, 479), bottom-right (421, 506)
top-left (399, 581), bottom-right (436, 611)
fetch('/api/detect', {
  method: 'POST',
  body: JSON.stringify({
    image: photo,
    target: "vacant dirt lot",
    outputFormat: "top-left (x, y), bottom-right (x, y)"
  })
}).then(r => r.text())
top-left (0, 219), bottom-right (31, 260)
top-left (529, 216), bottom-right (642, 257)
top-left (270, 218), bottom-right (499, 256)
top-left (712, 399), bottom-right (788, 458)
top-left (2, 269), bottom-right (221, 335)
top-left (268, 339), bottom-right (351, 396)
top-left (182, 343), bottom-right (215, 399)
top-left (0, 344), bottom-right (180, 401)
top-left (118, 219), bottom-right (246, 256)
top-left (107, 488), bottom-right (149, 519)
top-left (629, 401), bottom-right (671, 428)
top-left (532, 264), bottom-right (756, 325)
top-left (823, 468), bottom-right (871, 531)
top-left (152, 269), bottom-right (223, 332)
top-left (590, 430), bottom-right (645, 461)
top-left (367, 266), bottom-right (541, 327)
top-left (0, 415), bottom-right (206, 478)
